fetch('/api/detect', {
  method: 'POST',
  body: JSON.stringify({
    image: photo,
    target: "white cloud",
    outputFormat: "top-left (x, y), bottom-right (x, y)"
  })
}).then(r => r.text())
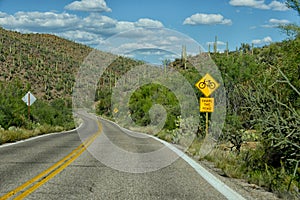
top-left (100, 28), bottom-right (200, 58)
top-left (0, 11), bottom-right (80, 30)
top-left (135, 18), bottom-right (164, 28)
top-left (81, 14), bottom-right (117, 34)
top-left (167, 36), bottom-right (180, 42)
top-left (261, 18), bottom-right (290, 28)
top-left (268, 1), bottom-right (289, 11)
top-left (229, 0), bottom-right (269, 9)
top-left (112, 42), bottom-right (157, 54)
top-left (183, 13), bottom-right (232, 25)
top-left (206, 41), bottom-right (226, 46)
top-left (138, 50), bottom-right (166, 56)
top-left (229, 0), bottom-right (288, 11)
top-left (114, 21), bottom-right (135, 32)
top-left (0, 12), bottom-right (8, 17)
top-left (0, 11), bottom-right (167, 47)
top-left (65, 0), bottom-right (112, 12)
top-left (59, 30), bottom-right (102, 41)
top-left (252, 36), bottom-right (272, 44)
top-left (269, 18), bottom-right (290, 24)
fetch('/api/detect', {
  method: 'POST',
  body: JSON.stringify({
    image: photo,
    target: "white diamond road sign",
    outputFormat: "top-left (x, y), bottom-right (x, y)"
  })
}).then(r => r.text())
top-left (22, 92), bottom-right (36, 106)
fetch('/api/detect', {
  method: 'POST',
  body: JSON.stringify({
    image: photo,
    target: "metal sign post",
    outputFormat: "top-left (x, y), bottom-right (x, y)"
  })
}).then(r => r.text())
top-left (28, 92), bottom-right (30, 120)
top-left (22, 91), bottom-right (36, 120)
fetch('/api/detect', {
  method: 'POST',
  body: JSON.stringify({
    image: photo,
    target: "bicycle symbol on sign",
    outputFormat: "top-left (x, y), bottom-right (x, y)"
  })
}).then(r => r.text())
top-left (198, 79), bottom-right (216, 89)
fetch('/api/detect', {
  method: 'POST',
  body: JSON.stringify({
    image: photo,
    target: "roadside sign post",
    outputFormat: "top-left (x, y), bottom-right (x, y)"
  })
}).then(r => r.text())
top-left (195, 73), bottom-right (219, 136)
top-left (22, 91), bottom-right (36, 120)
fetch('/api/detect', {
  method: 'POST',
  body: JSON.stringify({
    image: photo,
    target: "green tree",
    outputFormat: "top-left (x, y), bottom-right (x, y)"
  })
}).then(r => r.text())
top-left (0, 80), bottom-right (27, 129)
top-left (286, 0), bottom-right (300, 15)
top-left (280, 0), bottom-right (300, 38)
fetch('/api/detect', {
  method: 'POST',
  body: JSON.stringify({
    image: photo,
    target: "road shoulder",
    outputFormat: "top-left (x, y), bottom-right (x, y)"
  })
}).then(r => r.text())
top-left (198, 159), bottom-right (280, 200)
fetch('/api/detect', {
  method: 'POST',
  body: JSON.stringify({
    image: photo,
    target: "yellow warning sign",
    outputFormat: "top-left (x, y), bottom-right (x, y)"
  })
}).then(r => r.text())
top-left (195, 73), bottom-right (219, 97)
top-left (200, 98), bottom-right (214, 112)
top-left (113, 108), bottom-right (119, 113)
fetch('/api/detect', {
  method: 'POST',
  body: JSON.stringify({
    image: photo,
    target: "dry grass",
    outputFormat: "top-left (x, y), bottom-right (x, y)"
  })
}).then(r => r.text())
top-left (0, 125), bottom-right (65, 145)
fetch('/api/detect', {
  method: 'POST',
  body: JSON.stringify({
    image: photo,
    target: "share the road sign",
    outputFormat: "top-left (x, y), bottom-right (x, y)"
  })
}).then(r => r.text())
top-left (195, 73), bottom-right (219, 113)
top-left (200, 98), bottom-right (214, 112)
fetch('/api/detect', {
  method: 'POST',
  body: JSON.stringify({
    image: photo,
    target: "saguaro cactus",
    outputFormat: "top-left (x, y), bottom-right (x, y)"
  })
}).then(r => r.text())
top-left (181, 45), bottom-right (187, 69)
top-left (226, 41), bottom-right (229, 57)
top-left (214, 36), bottom-right (218, 53)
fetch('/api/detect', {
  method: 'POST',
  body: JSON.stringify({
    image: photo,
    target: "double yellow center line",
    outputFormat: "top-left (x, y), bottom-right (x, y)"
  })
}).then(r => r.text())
top-left (0, 121), bottom-right (102, 200)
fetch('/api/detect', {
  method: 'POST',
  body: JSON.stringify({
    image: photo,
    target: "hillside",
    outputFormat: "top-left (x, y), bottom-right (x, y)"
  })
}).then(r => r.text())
top-left (0, 27), bottom-right (144, 133)
top-left (0, 27), bottom-right (92, 100)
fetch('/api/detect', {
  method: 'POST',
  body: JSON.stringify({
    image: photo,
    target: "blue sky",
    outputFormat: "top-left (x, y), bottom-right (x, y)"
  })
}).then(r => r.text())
top-left (0, 0), bottom-right (298, 56)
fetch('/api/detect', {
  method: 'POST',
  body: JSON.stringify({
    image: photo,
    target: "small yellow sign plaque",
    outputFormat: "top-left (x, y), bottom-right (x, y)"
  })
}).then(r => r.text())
top-left (200, 98), bottom-right (214, 113)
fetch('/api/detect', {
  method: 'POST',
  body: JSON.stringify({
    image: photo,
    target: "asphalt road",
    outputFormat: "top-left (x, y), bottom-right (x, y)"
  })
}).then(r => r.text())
top-left (0, 113), bottom-right (245, 199)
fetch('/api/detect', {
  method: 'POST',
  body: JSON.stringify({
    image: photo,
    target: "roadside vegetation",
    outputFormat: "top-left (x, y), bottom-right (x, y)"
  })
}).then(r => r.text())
top-left (206, 35), bottom-right (300, 198)
top-left (95, 3), bottom-right (300, 196)
top-left (207, 2), bottom-right (300, 197)
top-left (94, 35), bottom-right (299, 197)
top-left (0, 27), bottom-right (91, 144)
top-left (0, 77), bottom-right (75, 144)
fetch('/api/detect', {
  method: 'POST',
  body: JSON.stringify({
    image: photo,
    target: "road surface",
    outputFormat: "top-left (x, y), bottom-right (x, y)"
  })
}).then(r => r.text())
top-left (0, 113), bottom-right (245, 199)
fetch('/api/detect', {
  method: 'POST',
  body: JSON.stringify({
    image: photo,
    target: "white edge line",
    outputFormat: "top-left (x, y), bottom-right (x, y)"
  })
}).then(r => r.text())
top-left (0, 123), bottom-right (83, 148)
top-left (150, 136), bottom-right (247, 200)
top-left (98, 116), bottom-right (246, 200)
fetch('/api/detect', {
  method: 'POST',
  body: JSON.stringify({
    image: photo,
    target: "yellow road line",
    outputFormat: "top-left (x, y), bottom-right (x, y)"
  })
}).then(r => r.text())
top-left (1, 142), bottom-right (87, 200)
top-left (15, 130), bottom-right (101, 200)
top-left (0, 121), bottom-right (102, 200)
top-left (0, 142), bottom-right (87, 200)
